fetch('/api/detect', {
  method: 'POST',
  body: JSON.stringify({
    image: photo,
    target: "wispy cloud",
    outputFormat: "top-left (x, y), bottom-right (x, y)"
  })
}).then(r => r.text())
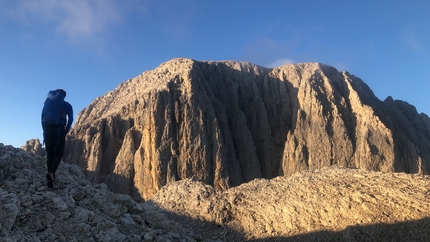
top-left (155, 1), bottom-right (197, 40)
top-left (266, 58), bottom-right (295, 68)
top-left (331, 63), bottom-right (348, 72)
top-left (243, 37), bottom-right (299, 68)
top-left (3, 0), bottom-right (123, 46)
top-left (404, 29), bottom-right (425, 53)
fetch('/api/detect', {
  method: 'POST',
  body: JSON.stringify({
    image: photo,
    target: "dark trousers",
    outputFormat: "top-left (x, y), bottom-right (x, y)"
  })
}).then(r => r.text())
top-left (43, 124), bottom-right (66, 176)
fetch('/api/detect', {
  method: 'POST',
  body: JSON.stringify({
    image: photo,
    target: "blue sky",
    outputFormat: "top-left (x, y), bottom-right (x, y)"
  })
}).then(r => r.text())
top-left (0, 0), bottom-right (429, 148)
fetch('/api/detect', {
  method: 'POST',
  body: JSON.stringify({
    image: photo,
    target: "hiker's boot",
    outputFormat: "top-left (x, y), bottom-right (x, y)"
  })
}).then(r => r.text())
top-left (46, 173), bottom-right (54, 188)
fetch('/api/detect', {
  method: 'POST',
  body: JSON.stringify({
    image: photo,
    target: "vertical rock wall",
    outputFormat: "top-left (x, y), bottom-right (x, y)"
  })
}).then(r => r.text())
top-left (64, 58), bottom-right (430, 201)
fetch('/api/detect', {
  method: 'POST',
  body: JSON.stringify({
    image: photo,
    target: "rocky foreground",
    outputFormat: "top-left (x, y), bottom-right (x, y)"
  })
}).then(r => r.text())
top-left (151, 167), bottom-right (430, 241)
top-left (2, 143), bottom-right (430, 241)
top-left (0, 144), bottom-right (196, 242)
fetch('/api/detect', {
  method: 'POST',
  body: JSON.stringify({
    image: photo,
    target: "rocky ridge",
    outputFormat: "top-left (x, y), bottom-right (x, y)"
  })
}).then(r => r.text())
top-left (0, 144), bottom-right (198, 242)
top-left (21, 138), bottom-right (46, 157)
top-left (64, 58), bottom-right (430, 202)
top-left (3, 143), bottom-right (430, 241)
top-left (150, 167), bottom-right (430, 241)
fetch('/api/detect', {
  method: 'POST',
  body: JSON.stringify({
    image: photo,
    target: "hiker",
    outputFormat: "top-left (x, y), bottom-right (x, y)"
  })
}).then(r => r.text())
top-left (41, 89), bottom-right (74, 188)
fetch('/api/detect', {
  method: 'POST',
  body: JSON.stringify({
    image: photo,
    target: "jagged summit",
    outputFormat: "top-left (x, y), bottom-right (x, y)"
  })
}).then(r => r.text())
top-left (74, 59), bottom-right (343, 127)
top-left (74, 58), bottom-right (269, 125)
top-left (64, 58), bottom-right (430, 202)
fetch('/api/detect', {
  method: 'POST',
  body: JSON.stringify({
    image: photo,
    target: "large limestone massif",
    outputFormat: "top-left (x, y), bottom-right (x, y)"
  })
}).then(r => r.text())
top-left (64, 58), bottom-right (430, 201)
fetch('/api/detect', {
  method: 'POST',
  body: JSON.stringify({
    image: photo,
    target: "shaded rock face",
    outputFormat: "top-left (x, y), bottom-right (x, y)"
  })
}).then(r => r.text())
top-left (64, 58), bottom-right (430, 201)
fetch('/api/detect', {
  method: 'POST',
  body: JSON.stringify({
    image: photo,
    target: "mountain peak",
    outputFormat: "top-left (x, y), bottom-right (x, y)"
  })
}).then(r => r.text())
top-left (64, 58), bottom-right (430, 203)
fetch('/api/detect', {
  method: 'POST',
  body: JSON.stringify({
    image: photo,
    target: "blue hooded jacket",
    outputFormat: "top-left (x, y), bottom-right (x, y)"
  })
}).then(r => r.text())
top-left (41, 89), bottom-right (74, 134)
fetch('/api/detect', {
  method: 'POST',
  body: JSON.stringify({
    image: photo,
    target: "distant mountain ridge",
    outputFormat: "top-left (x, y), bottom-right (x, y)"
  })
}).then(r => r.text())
top-left (64, 58), bottom-right (430, 201)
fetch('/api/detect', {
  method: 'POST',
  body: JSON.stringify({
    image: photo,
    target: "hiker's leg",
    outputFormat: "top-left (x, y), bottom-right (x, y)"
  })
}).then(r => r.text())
top-left (44, 125), bottom-right (57, 173)
top-left (50, 127), bottom-right (66, 175)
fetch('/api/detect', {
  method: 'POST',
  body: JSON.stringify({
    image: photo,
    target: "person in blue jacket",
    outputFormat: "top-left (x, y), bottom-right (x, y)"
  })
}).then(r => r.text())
top-left (42, 89), bottom-right (74, 188)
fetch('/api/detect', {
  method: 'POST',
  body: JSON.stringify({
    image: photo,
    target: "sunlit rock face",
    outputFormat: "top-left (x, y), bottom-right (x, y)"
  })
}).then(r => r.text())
top-left (21, 138), bottom-right (46, 157)
top-left (64, 58), bottom-right (430, 201)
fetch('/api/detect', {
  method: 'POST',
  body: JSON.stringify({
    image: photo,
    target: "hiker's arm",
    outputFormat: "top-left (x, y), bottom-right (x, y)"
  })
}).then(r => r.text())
top-left (41, 111), bottom-right (44, 131)
top-left (65, 103), bottom-right (74, 133)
